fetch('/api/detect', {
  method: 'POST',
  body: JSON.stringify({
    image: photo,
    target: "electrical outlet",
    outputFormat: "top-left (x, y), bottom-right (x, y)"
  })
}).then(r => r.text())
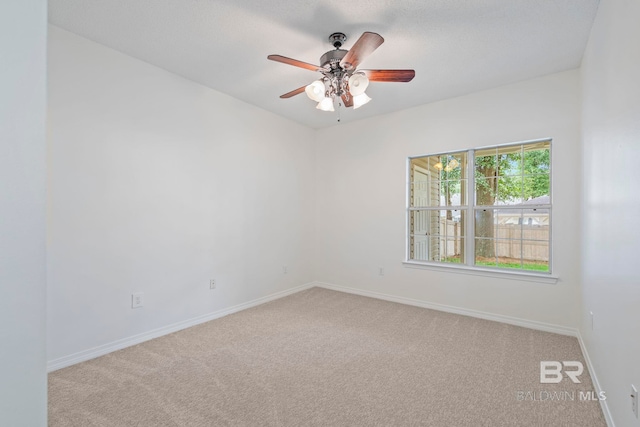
top-left (632, 384), bottom-right (638, 418)
top-left (210, 279), bottom-right (216, 290)
top-left (131, 292), bottom-right (144, 309)
top-left (379, 267), bottom-right (384, 276)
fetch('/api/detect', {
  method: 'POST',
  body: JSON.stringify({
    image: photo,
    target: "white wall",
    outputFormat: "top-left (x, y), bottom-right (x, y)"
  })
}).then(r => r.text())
top-left (315, 70), bottom-right (582, 329)
top-left (0, 1), bottom-right (47, 425)
top-left (581, 0), bottom-right (640, 425)
top-left (47, 27), bottom-right (315, 363)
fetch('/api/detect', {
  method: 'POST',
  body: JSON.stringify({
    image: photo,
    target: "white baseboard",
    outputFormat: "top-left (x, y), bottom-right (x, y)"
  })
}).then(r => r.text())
top-left (314, 281), bottom-right (577, 336)
top-left (47, 282), bottom-right (315, 372)
top-left (577, 331), bottom-right (616, 427)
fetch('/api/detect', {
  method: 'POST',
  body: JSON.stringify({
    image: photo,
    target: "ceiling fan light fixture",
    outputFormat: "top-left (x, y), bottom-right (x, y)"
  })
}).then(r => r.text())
top-left (316, 97), bottom-right (335, 112)
top-left (348, 73), bottom-right (369, 96)
top-left (305, 80), bottom-right (325, 102)
top-left (268, 31), bottom-right (415, 115)
top-left (352, 93), bottom-right (371, 109)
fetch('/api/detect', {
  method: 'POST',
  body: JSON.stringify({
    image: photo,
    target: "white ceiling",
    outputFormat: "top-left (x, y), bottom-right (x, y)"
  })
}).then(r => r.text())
top-left (48, 0), bottom-right (600, 129)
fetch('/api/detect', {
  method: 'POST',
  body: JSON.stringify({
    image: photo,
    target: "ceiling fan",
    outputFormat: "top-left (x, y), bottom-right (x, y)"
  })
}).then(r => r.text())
top-left (267, 32), bottom-right (415, 112)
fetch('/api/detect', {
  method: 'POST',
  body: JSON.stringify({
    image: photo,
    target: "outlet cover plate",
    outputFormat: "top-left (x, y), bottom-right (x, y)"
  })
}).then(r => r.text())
top-left (132, 292), bottom-right (144, 308)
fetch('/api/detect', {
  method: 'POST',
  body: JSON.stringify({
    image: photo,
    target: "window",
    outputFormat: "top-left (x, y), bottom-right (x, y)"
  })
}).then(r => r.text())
top-left (407, 140), bottom-right (551, 274)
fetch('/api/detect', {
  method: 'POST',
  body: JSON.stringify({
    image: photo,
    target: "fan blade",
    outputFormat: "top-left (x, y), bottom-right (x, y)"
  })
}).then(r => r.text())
top-left (340, 32), bottom-right (384, 70)
top-left (280, 85), bottom-right (307, 99)
top-left (361, 69), bottom-right (415, 82)
top-left (268, 55), bottom-right (322, 72)
top-left (341, 93), bottom-right (353, 107)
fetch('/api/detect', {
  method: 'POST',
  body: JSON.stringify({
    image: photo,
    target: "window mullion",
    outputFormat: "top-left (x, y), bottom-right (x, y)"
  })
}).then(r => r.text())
top-left (406, 158), bottom-right (415, 261)
top-left (466, 149), bottom-right (475, 267)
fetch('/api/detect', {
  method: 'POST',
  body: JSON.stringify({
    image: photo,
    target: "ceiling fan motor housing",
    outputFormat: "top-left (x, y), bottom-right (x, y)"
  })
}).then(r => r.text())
top-left (320, 49), bottom-right (347, 70)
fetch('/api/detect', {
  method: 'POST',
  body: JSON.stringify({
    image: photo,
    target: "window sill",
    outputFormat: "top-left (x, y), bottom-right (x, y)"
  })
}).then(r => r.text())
top-left (402, 261), bottom-right (559, 284)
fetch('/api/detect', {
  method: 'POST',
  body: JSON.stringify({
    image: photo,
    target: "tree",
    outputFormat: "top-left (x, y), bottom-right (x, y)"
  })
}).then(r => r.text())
top-left (474, 155), bottom-right (499, 257)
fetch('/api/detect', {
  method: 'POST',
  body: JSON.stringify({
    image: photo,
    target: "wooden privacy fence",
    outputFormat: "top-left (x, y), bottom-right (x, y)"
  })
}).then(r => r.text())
top-left (439, 220), bottom-right (549, 262)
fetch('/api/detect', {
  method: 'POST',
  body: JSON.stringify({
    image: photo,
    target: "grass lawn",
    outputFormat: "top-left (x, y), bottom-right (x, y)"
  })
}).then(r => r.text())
top-left (441, 256), bottom-right (548, 272)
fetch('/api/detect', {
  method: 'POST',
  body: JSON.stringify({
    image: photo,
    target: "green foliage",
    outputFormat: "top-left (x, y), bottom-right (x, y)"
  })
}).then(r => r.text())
top-left (471, 148), bottom-right (550, 204)
top-left (433, 147), bottom-right (550, 203)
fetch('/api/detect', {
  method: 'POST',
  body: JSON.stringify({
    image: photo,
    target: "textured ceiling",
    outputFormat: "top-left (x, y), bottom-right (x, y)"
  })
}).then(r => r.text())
top-left (48, 0), bottom-right (600, 129)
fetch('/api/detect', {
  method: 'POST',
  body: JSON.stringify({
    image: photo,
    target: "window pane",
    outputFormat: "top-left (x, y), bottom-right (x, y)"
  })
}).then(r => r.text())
top-left (410, 210), bottom-right (465, 238)
top-left (499, 149), bottom-right (523, 177)
top-left (474, 150), bottom-right (498, 204)
top-left (497, 176), bottom-right (524, 204)
top-left (411, 153), bottom-right (467, 207)
top-left (410, 180), bottom-right (429, 207)
top-left (496, 210), bottom-right (523, 240)
top-left (475, 177), bottom-right (496, 205)
top-left (410, 235), bottom-right (430, 261)
top-left (440, 153), bottom-right (467, 181)
top-left (474, 237), bottom-right (497, 267)
top-left (410, 235), bottom-right (453, 262)
top-left (441, 238), bottom-right (465, 264)
top-left (523, 142), bottom-right (550, 175)
top-left (443, 179), bottom-right (467, 206)
top-left (410, 210), bottom-right (465, 263)
top-left (521, 209), bottom-right (550, 235)
top-left (411, 236), bottom-right (466, 263)
top-left (474, 208), bottom-right (497, 238)
top-left (409, 210), bottom-right (431, 235)
top-left (521, 240), bottom-right (549, 272)
top-left (523, 175), bottom-right (550, 202)
top-left (409, 169), bottom-right (432, 208)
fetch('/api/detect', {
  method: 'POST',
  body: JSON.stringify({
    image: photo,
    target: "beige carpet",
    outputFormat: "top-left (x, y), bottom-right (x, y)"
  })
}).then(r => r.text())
top-left (49, 287), bottom-right (606, 426)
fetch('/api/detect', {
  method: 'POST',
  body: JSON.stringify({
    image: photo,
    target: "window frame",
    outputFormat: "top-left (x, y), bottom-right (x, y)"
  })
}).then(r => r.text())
top-left (405, 138), bottom-right (557, 283)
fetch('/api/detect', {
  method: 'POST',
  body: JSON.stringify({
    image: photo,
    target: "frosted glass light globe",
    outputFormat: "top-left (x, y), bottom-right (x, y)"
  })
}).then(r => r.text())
top-left (305, 80), bottom-right (325, 102)
top-left (348, 73), bottom-right (369, 96)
